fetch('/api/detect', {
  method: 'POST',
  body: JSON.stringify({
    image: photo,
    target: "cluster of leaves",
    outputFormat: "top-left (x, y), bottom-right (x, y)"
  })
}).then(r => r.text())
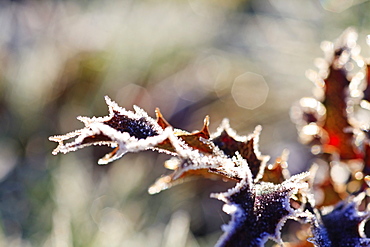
top-left (292, 28), bottom-right (370, 187)
top-left (50, 29), bottom-right (370, 246)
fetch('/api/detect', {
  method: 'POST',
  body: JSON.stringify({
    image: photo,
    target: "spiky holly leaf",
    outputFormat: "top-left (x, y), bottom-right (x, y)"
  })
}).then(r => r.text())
top-left (49, 96), bottom-right (171, 164)
top-left (292, 29), bottom-right (361, 160)
top-left (310, 194), bottom-right (370, 247)
top-left (321, 64), bottom-right (359, 160)
top-left (148, 132), bottom-right (240, 194)
top-left (212, 119), bottom-right (270, 182)
top-left (154, 108), bottom-right (213, 154)
top-left (149, 124), bottom-right (269, 194)
top-left (320, 31), bottom-right (360, 160)
top-left (211, 172), bottom-right (309, 247)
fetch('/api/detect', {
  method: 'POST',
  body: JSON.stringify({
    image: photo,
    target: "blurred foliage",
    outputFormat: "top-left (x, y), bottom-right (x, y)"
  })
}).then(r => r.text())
top-left (1, 0), bottom-right (370, 246)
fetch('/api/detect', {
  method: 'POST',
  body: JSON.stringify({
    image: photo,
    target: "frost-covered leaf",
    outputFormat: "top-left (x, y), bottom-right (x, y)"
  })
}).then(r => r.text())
top-left (154, 108), bottom-right (213, 154)
top-left (148, 133), bottom-right (239, 194)
top-left (310, 194), bottom-right (370, 247)
top-left (149, 125), bottom-right (264, 194)
top-left (49, 96), bottom-right (170, 164)
top-left (292, 28), bottom-right (361, 160)
top-left (212, 119), bottom-right (270, 182)
top-left (321, 64), bottom-right (359, 160)
top-left (211, 172), bottom-right (309, 247)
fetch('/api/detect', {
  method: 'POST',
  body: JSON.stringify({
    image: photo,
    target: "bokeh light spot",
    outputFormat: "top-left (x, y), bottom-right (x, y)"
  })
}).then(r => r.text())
top-left (231, 72), bottom-right (269, 110)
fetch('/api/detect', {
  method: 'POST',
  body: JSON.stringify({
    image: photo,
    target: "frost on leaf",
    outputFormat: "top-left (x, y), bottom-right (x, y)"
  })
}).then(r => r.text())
top-left (310, 194), bottom-right (370, 247)
top-left (211, 172), bottom-right (309, 247)
top-left (49, 96), bottom-right (169, 165)
top-left (148, 120), bottom-right (267, 194)
top-left (154, 108), bottom-right (214, 154)
top-left (148, 131), bottom-right (238, 194)
top-left (211, 119), bottom-right (270, 182)
top-left (291, 28), bottom-right (361, 160)
top-left (149, 120), bottom-right (272, 193)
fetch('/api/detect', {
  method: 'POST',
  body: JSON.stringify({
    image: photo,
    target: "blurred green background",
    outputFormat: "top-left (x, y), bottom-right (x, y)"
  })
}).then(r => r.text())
top-left (1, 0), bottom-right (370, 246)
